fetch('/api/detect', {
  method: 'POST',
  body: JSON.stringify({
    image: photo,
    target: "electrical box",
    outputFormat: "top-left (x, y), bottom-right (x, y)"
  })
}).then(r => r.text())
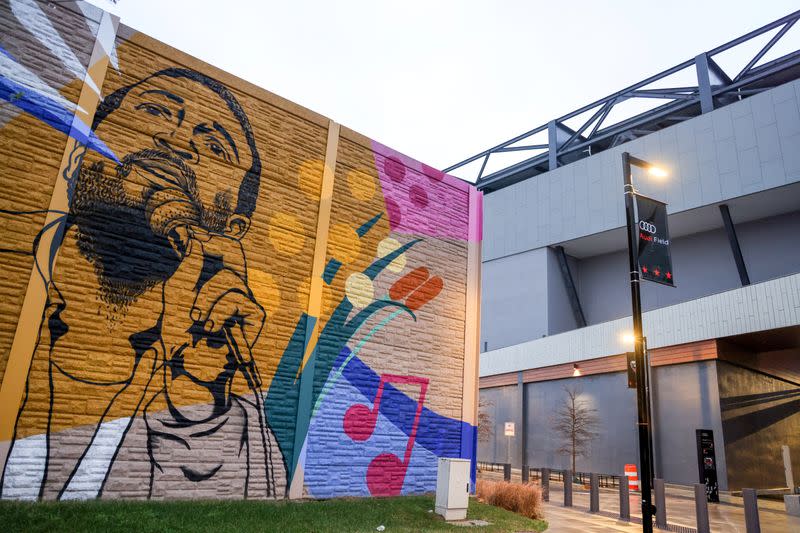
top-left (435, 457), bottom-right (470, 521)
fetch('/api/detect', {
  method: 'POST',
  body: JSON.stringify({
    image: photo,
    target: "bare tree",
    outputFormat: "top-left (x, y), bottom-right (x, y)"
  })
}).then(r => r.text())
top-left (551, 386), bottom-right (600, 473)
top-left (477, 397), bottom-right (494, 443)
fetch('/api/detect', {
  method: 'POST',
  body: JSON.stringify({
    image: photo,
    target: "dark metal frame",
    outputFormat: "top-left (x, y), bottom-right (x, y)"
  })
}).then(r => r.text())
top-left (475, 463), bottom-right (624, 488)
top-left (719, 204), bottom-right (751, 286)
top-left (622, 152), bottom-right (657, 533)
top-left (446, 10), bottom-right (800, 193)
top-left (554, 246), bottom-right (587, 328)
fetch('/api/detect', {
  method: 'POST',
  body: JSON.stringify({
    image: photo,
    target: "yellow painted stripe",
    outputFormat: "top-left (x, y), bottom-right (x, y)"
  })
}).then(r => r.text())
top-left (0, 12), bottom-right (120, 445)
top-left (461, 188), bottom-right (482, 427)
top-left (298, 120), bottom-right (340, 371)
top-left (288, 120), bottom-right (339, 499)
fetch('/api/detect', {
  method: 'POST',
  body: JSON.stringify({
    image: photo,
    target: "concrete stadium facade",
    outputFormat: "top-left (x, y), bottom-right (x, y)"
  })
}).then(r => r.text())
top-left (475, 56), bottom-right (800, 491)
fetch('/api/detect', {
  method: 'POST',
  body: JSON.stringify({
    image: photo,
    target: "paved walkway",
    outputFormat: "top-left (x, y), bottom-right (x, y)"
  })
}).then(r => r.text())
top-left (554, 484), bottom-right (799, 532)
top-left (479, 470), bottom-right (800, 532)
top-left (542, 502), bottom-right (642, 532)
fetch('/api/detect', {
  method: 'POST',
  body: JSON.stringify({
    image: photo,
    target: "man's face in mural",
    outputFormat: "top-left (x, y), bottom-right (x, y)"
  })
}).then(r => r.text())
top-left (72, 71), bottom-right (258, 306)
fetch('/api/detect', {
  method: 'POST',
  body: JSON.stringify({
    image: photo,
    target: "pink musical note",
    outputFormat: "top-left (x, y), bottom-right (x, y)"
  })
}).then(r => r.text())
top-left (342, 374), bottom-right (429, 496)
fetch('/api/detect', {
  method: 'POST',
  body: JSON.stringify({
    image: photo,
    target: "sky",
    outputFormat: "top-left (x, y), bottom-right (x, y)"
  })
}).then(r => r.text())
top-left (89, 0), bottom-right (799, 181)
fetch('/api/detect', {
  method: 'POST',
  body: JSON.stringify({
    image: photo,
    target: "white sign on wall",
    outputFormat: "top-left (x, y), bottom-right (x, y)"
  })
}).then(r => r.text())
top-left (504, 422), bottom-right (515, 437)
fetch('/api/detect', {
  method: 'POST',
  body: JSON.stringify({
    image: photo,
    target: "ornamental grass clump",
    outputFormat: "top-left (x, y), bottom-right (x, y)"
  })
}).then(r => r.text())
top-left (476, 479), bottom-right (544, 520)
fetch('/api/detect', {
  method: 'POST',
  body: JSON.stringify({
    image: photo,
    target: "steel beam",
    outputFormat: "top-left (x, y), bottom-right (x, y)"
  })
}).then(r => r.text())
top-left (707, 56), bottom-right (733, 85)
top-left (496, 144), bottom-right (548, 153)
top-left (554, 246), bottom-right (586, 328)
top-left (548, 121), bottom-right (559, 170)
top-left (735, 19), bottom-right (797, 82)
top-left (719, 204), bottom-right (750, 286)
top-left (695, 53), bottom-right (715, 113)
top-left (446, 10), bottom-right (800, 190)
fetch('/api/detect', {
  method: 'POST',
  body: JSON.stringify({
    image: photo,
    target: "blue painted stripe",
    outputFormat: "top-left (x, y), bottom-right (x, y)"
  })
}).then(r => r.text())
top-left (0, 45), bottom-right (18, 62)
top-left (336, 347), bottom-right (476, 459)
top-left (0, 75), bottom-right (118, 163)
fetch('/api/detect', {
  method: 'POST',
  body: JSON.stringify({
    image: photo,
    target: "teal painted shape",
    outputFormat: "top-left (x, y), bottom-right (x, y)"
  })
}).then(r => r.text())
top-left (357, 212), bottom-right (382, 237)
top-left (289, 314), bottom-right (318, 477)
top-left (265, 238), bottom-right (423, 481)
top-left (322, 259), bottom-right (341, 285)
top-left (264, 315), bottom-right (308, 481)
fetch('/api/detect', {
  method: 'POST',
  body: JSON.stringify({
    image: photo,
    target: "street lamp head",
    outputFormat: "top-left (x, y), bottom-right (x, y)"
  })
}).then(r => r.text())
top-left (621, 332), bottom-right (636, 346)
top-left (572, 363), bottom-right (581, 377)
top-left (626, 153), bottom-right (669, 181)
top-left (647, 165), bottom-right (668, 179)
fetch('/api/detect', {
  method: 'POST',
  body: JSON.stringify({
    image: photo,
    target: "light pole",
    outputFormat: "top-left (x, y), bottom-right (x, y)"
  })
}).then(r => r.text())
top-left (621, 151), bottom-right (667, 533)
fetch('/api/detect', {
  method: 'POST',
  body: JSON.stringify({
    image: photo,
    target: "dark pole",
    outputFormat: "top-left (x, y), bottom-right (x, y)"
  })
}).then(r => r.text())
top-left (622, 151), bottom-right (654, 533)
top-left (643, 336), bottom-right (656, 480)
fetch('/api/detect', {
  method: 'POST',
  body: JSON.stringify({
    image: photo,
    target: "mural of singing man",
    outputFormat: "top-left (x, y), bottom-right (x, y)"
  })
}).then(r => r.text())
top-left (1, 67), bottom-right (286, 500)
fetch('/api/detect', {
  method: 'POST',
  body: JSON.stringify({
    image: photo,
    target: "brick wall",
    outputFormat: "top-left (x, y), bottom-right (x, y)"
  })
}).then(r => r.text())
top-left (0, 1), bottom-right (481, 501)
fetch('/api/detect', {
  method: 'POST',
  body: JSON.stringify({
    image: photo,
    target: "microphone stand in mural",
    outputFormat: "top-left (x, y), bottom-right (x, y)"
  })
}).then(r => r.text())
top-left (223, 325), bottom-right (277, 495)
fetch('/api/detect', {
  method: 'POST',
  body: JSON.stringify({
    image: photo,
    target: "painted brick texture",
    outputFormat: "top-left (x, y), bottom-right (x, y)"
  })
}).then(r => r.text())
top-left (0, 1), bottom-right (480, 502)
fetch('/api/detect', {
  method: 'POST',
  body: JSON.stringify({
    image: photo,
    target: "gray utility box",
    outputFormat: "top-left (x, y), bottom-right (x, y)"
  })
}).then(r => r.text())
top-left (786, 494), bottom-right (800, 517)
top-left (435, 457), bottom-right (471, 521)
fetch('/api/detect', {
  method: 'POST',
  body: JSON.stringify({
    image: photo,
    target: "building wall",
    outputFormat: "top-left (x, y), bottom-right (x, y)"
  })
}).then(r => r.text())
top-left (547, 248), bottom-right (580, 336)
top-left (480, 246), bottom-right (581, 352)
top-left (717, 360), bottom-right (800, 491)
top-left (522, 374), bottom-right (638, 475)
top-left (480, 248), bottom-right (548, 351)
top-left (0, 1), bottom-right (481, 502)
top-left (477, 385), bottom-right (520, 465)
top-left (651, 361), bottom-right (728, 490)
top-left (482, 209), bottom-right (800, 353)
top-left (481, 270), bottom-right (800, 377)
top-left (482, 77), bottom-right (800, 262)
top-left (737, 210), bottom-right (800, 284)
top-left (478, 362), bottom-right (729, 488)
top-left (574, 210), bottom-right (800, 327)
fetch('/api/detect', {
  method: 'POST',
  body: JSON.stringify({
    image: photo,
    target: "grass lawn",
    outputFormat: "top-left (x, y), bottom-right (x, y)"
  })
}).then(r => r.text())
top-left (0, 495), bottom-right (547, 532)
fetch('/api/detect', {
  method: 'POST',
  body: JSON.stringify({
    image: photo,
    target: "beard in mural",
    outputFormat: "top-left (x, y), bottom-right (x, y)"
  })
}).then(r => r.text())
top-left (1, 68), bottom-right (285, 500)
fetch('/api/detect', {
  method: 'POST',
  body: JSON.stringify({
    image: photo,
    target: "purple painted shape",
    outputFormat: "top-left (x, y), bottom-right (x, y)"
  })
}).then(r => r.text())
top-left (335, 347), bottom-right (474, 459)
top-left (469, 187), bottom-right (483, 242)
top-left (305, 373), bottom-right (441, 498)
top-left (371, 141), bottom-right (479, 242)
top-left (304, 347), bottom-right (477, 498)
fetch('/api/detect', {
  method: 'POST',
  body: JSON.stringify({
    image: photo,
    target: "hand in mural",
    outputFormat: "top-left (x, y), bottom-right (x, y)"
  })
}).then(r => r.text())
top-left (160, 227), bottom-right (265, 416)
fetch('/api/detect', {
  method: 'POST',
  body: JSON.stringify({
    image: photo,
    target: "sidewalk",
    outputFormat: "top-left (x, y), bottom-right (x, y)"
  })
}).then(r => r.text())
top-left (479, 470), bottom-right (800, 532)
top-left (542, 502), bottom-right (642, 533)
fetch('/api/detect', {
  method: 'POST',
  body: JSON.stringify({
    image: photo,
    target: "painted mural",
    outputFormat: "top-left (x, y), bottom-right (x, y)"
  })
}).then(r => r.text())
top-left (0, 0), bottom-right (481, 501)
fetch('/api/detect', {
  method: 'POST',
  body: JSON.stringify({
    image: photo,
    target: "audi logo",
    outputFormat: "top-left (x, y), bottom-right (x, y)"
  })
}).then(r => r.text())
top-left (639, 220), bottom-right (657, 234)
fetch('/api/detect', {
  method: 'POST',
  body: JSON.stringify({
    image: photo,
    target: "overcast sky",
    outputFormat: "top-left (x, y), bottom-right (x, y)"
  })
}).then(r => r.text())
top-left (89, 0), bottom-right (798, 180)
